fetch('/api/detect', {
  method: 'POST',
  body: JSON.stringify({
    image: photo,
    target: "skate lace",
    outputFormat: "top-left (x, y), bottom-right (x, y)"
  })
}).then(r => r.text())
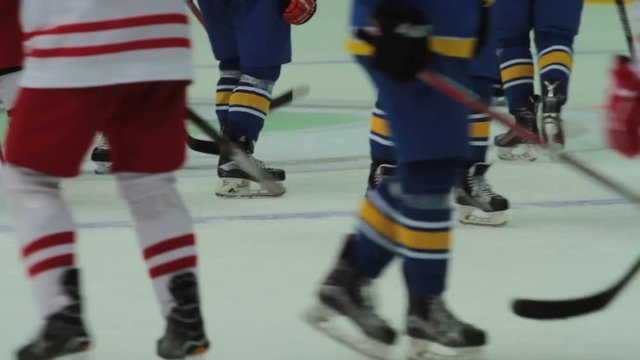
top-left (431, 298), bottom-right (467, 332)
top-left (470, 174), bottom-right (496, 198)
top-left (97, 135), bottom-right (109, 150)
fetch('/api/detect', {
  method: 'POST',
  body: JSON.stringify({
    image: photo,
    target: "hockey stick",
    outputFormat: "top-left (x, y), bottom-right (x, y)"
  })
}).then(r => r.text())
top-left (186, 108), bottom-right (285, 195)
top-left (186, 0), bottom-right (205, 26)
top-left (186, 85), bottom-right (310, 155)
top-left (511, 256), bottom-right (640, 319)
top-left (416, 70), bottom-right (640, 206)
top-left (615, 0), bottom-right (636, 61)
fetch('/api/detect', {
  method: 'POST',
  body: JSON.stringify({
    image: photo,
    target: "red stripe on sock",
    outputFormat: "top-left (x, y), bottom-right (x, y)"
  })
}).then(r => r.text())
top-left (149, 255), bottom-right (196, 278)
top-left (143, 234), bottom-right (195, 259)
top-left (22, 232), bottom-right (74, 258)
top-left (28, 254), bottom-right (74, 277)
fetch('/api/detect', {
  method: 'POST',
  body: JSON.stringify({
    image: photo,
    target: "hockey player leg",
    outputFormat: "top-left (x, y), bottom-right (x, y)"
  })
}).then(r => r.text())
top-left (1, 165), bottom-right (91, 360)
top-left (397, 161), bottom-right (487, 360)
top-left (216, 66), bottom-right (285, 198)
top-left (456, 78), bottom-right (509, 226)
top-left (117, 172), bottom-right (208, 359)
top-left (367, 102), bottom-right (397, 190)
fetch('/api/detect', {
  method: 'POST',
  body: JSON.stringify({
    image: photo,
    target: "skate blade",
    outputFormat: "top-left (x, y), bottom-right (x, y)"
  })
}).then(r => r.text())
top-left (496, 145), bottom-right (538, 162)
top-left (302, 303), bottom-right (393, 360)
top-left (55, 350), bottom-right (92, 360)
top-left (408, 338), bottom-right (485, 360)
top-left (215, 178), bottom-right (285, 198)
top-left (457, 206), bottom-right (506, 227)
top-left (93, 161), bottom-right (111, 175)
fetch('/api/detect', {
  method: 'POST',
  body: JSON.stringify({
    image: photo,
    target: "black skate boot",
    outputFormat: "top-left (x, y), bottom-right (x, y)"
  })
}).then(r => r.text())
top-left (304, 235), bottom-right (397, 360)
top-left (216, 136), bottom-right (285, 198)
top-left (493, 95), bottom-right (541, 161)
top-left (367, 159), bottom-right (397, 190)
top-left (406, 295), bottom-right (486, 360)
top-left (90, 135), bottom-right (111, 175)
top-left (455, 162), bottom-right (509, 226)
top-left (157, 272), bottom-right (209, 360)
top-left (541, 81), bottom-right (567, 152)
top-left (17, 269), bottom-right (92, 360)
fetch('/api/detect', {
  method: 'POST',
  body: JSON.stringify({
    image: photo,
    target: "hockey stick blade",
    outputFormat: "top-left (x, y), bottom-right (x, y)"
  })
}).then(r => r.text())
top-left (186, 84), bottom-right (310, 155)
top-left (512, 256), bottom-right (640, 319)
top-left (186, 108), bottom-right (285, 196)
top-left (416, 70), bottom-right (640, 206)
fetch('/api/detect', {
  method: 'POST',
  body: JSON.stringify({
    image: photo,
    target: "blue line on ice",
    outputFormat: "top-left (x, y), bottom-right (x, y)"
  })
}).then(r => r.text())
top-left (0, 198), bottom-right (631, 232)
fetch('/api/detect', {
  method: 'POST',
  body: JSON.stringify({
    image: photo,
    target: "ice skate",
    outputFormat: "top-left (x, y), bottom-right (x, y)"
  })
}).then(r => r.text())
top-left (303, 236), bottom-right (397, 360)
top-left (157, 272), bottom-right (209, 360)
top-left (367, 160), bottom-right (397, 190)
top-left (541, 81), bottom-right (566, 153)
top-left (17, 269), bottom-right (92, 360)
top-left (216, 137), bottom-right (285, 198)
top-left (406, 295), bottom-right (486, 360)
top-left (493, 95), bottom-right (540, 161)
top-left (90, 135), bottom-right (111, 175)
top-left (455, 163), bottom-right (509, 226)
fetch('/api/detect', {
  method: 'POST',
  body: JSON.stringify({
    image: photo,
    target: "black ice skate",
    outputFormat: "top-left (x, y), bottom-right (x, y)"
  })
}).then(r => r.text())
top-left (367, 160), bottom-right (397, 190)
top-left (304, 235), bottom-right (397, 360)
top-left (90, 135), bottom-right (111, 175)
top-left (541, 81), bottom-right (567, 152)
top-left (17, 269), bottom-right (92, 360)
top-left (406, 295), bottom-right (486, 360)
top-left (216, 137), bottom-right (285, 198)
top-left (157, 272), bottom-right (209, 360)
top-left (455, 163), bottom-right (509, 226)
top-left (493, 95), bottom-right (541, 161)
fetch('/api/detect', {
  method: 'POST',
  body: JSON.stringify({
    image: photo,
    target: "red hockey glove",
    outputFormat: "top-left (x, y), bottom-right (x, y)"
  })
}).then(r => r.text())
top-left (282, 0), bottom-right (317, 25)
top-left (605, 56), bottom-right (640, 157)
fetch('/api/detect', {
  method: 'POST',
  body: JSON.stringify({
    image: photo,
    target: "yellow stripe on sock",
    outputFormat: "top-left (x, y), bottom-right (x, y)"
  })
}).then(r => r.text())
top-left (359, 199), bottom-right (395, 240)
top-left (229, 92), bottom-right (271, 113)
top-left (397, 225), bottom-right (450, 251)
top-left (500, 64), bottom-right (534, 83)
top-left (470, 121), bottom-right (490, 138)
top-left (538, 51), bottom-right (572, 70)
top-left (216, 90), bottom-right (232, 105)
top-left (370, 115), bottom-right (392, 137)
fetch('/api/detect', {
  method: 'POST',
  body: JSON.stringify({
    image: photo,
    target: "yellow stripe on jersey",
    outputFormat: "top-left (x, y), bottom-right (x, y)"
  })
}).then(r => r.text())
top-left (370, 115), bottom-right (392, 137)
top-left (346, 38), bottom-right (374, 56)
top-left (216, 90), bottom-right (232, 105)
top-left (500, 64), bottom-right (534, 83)
top-left (359, 199), bottom-right (395, 240)
top-left (538, 51), bottom-right (572, 70)
top-left (428, 36), bottom-right (477, 59)
top-left (229, 92), bottom-right (270, 113)
top-left (469, 121), bottom-right (490, 138)
top-left (346, 36), bottom-right (477, 59)
top-left (397, 225), bottom-right (450, 251)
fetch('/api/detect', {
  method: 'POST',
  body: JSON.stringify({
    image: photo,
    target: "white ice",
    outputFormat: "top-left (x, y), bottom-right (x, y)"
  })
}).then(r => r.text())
top-left (1, 2), bottom-right (639, 360)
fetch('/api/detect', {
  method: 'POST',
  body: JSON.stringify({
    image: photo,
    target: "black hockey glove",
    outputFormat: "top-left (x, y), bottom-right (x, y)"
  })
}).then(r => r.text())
top-left (357, 4), bottom-right (430, 82)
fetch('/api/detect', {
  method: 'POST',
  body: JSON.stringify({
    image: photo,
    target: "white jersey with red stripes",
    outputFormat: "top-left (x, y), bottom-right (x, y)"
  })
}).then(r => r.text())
top-left (19, 0), bottom-right (192, 88)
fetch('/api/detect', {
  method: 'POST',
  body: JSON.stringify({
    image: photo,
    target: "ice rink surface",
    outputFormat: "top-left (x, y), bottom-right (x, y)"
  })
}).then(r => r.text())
top-left (1, 2), bottom-right (640, 359)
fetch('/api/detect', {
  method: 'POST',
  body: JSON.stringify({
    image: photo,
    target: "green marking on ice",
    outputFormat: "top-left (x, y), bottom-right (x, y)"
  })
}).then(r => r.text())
top-left (186, 111), bottom-right (360, 136)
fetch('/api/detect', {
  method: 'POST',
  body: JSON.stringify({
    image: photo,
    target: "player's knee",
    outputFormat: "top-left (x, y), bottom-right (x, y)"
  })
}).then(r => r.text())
top-left (242, 65), bottom-right (282, 83)
top-left (1, 164), bottom-right (63, 212)
top-left (398, 157), bottom-right (464, 195)
top-left (116, 172), bottom-right (187, 221)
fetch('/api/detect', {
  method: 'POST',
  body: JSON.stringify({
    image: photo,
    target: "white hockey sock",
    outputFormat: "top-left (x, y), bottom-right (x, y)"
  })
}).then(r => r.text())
top-left (116, 172), bottom-right (198, 316)
top-left (0, 70), bottom-right (22, 114)
top-left (1, 165), bottom-right (76, 318)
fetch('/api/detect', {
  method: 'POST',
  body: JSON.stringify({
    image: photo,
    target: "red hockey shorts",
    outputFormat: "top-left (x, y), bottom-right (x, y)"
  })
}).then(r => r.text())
top-left (5, 81), bottom-right (189, 177)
